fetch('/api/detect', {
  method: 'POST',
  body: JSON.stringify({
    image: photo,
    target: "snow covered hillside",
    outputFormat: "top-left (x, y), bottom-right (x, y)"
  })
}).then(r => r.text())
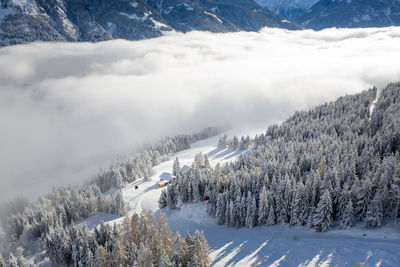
top-left (254, 0), bottom-right (317, 19)
top-left (86, 132), bottom-right (400, 266)
top-left (2, 88), bottom-right (399, 265)
top-left (296, 0), bottom-right (400, 30)
top-left (121, 135), bottom-right (242, 215)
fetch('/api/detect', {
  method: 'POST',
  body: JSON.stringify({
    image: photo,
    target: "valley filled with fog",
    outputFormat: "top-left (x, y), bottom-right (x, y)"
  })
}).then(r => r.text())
top-left (1, 27), bottom-right (400, 201)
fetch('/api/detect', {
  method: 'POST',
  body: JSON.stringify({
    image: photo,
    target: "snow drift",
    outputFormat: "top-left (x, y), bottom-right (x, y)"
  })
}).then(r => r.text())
top-left (1, 27), bottom-right (400, 200)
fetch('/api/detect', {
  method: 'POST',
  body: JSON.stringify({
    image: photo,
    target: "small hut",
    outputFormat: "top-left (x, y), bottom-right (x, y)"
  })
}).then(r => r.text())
top-left (158, 180), bottom-right (170, 188)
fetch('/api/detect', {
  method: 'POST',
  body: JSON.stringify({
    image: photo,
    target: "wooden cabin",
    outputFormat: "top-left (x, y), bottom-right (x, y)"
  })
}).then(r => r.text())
top-left (158, 180), bottom-right (170, 188)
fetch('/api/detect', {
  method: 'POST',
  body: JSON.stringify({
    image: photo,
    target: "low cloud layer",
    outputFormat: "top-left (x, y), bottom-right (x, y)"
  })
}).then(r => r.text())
top-left (1, 27), bottom-right (400, 201)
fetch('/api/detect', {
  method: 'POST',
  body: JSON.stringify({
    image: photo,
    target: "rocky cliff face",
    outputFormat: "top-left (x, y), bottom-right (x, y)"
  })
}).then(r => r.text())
top-left (0, 0), bottom-right (299, 47)
top-left (296, 0), bottom-right (400, 30)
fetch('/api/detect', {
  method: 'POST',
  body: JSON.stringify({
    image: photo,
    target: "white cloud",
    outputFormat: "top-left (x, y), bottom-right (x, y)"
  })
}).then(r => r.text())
top-left (1, 27), bottom-right (400, 200)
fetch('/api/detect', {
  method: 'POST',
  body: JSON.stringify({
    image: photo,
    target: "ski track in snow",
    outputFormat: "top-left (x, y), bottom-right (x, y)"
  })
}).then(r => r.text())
top-left (79, 134), bottom-right (400, 267)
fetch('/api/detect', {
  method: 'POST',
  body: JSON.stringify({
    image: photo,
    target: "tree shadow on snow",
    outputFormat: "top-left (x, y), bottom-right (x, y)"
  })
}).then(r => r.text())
top-left (205, 225), bottom-right (385, 266)
top-left (207, 148), bottom-right (242, 161)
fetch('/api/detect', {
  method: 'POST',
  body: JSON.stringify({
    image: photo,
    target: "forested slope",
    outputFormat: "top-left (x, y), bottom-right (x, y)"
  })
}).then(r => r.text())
top-left (0, 127), bottom-right (221, 266)
top-left (162, 83), bottom-right (400, 232)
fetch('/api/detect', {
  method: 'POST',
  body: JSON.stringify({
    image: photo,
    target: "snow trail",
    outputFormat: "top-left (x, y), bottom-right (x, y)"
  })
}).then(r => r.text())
top-left (369, 88), bottom-right (382, 118)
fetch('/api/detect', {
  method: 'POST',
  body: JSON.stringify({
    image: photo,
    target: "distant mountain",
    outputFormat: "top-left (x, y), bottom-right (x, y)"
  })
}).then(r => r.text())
top-left (254, 0), bottom-right (316, 20)
top-left (145, 0), bottom-right (300, 32)
top-left (296, 0), bottom-right (400, 30)
top-left (0, 0), bottom-right (172, 46)
top-left (0, 0), bottom-right (299, 47)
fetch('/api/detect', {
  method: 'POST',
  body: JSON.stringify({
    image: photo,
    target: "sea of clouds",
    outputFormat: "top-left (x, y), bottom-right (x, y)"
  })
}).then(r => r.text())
top-left (1, 27), bottom-right (400, 201)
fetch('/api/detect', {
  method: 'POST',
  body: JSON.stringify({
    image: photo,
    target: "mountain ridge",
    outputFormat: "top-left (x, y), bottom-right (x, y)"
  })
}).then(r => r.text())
top-left (0, 0), bottom-right (299, 47)
top-left (258, 0), bottom-right (400, 30)
top-left (296, 0), bottom-right (400, 30)
top-left (254, 0), bottom-right (316, 20)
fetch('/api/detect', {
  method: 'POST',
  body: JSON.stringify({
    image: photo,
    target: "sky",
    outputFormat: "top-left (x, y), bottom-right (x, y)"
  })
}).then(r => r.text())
top-left (1, 26), bottom-right (400, 201)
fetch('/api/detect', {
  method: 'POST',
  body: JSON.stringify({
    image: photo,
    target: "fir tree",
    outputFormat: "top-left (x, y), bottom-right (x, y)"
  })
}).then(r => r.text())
top-left (15, 247), bottom-right (27, 267)
top-left (204, 154), bottom-right (211, 169)
top-left (171, 232), bottom-right (186, 266)
top-left (173, 157), bottom-right (181, 177)
top-left (391, 184), bottom-right (400, 223)
top-left (126, 241), bottom-right (137, 265)
top-left (111, 241), bottom-right (128, 266)
top-left (159, 190), bottom-right (168, 209)
top-left (194, 152), bottom-right (204, 167)
top-left (266, 203), bottom-right (276, 226)
top-left (258, 186), bottom-right (269, 225)
top-left (95, 246), bottom-right (109, 267)
top-left (0, 255), bottom-right (5, 267)
top-left (193, 231), bottom-right (210, 267)
top-left (166, 185), bottom-right (177, 210)
top-left (137, 245), bottom-right (153, 267)
top-left (218, 134), bottom-right (227, 149)
top-left (245, 193), bottom-right (256, 228)
top-left (7, 253), bottom-right (18, 267)
top-left (290, 185), bottom-right (304, 226)
top-left (355, 177), bottom-right (373, 221)
top-left (232, 136), bottom-right (239, 150)
top-left (340, 199), bottom-right (354, 229)
top-left (216, 194), bottom-right (226, 225)
top-left (159, 213), bottom-right (173, 256)
top-left (314, 190), bottom-right (333, 232)
top-left (228, 199), bottom-right (236, 227)
top-left (365, 192), bottom-right (384, 228)
top-left (115, 192), bottom-right (126, 216)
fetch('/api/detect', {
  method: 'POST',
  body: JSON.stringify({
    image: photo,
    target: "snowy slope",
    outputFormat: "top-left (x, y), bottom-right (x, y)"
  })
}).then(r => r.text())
top-left (296, 0), bottom-right (400, 30)
top-left (121, 135), bottom-right (242, 215)
top-left (80, 133), bottom-right (400, 267)
top-left (255, 0), bottom-right (317, 19)
top-left (256, 0), bottom-right (317, 10)
top-left (162, 204), bottom-right (400, 266)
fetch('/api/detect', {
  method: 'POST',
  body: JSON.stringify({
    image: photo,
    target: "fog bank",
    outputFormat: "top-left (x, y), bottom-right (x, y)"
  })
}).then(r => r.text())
top-left (1, 27), bottom-right (400, 200)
